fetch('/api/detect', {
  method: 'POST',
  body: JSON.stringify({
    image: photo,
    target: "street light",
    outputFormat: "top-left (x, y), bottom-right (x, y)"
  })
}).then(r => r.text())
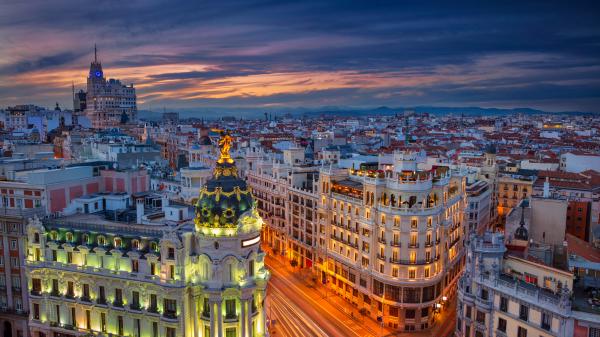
top-left (442, 295), bottom-right (448, 302)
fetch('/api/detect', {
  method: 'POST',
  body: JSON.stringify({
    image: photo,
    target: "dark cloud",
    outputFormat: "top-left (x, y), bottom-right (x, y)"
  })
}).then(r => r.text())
top-left (0, 0), bottom-right (599, 111)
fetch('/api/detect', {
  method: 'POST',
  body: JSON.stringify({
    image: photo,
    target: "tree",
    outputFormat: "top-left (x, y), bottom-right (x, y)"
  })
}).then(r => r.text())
top-left (290, 259), bottom-right (298, 268)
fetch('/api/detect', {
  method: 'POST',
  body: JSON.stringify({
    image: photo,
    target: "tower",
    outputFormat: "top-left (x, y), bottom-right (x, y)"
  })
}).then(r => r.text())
top-left (193, 131), bottom-right (269, 337)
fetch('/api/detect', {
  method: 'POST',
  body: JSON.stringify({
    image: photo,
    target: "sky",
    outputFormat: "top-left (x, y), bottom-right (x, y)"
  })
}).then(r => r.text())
top-left (1, 0), bottom-right (599, 112)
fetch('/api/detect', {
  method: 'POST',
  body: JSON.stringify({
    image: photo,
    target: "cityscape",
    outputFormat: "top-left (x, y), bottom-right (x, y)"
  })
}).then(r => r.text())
top-left (1, 2), bottom-right (600, 337)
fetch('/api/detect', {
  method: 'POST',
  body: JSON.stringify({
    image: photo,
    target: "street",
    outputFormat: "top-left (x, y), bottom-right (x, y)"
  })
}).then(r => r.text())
top-left (265, 253), bottom-right (457, 337)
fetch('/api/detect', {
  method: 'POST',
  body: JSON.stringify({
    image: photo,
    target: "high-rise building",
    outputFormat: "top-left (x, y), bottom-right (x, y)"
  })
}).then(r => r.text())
top-left (317, 151), bottom-right (466, 332)
top-left (85, 45), bottom-right (137, 129)
top-left (24, 132), bottom-right (269, 337)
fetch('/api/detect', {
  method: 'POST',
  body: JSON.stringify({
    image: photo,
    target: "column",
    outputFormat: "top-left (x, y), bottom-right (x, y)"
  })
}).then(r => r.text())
top-left (210, 302), bottom-right (216, 337)
top-left (192, 296), bottom-right (199, 337)
top-left (246, 300), bottom-right (252, 337)
top-left (240, 298), bottom-right (247, 337)
top-left (217, 300), bottom-right (223, 337)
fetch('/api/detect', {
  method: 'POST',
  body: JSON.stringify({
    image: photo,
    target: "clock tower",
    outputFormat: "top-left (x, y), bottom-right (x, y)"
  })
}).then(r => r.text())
top-left (87, 44), bottom-right (105, 98)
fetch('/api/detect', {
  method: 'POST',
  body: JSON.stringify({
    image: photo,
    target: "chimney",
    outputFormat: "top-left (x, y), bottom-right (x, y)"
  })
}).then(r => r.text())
top-left (162, 194), bottom-right (169, 211)
top-left (543, 176), bottom-right (550, 198)
top-left (136, 198), bottom-right (144, 224)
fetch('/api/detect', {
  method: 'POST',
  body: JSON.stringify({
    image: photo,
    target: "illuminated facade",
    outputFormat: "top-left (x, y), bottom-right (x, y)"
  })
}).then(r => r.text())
top-left (317, 151), bottom-right (466, 332)
top-left (246, 146), bottom-right (319, 269)
top-left (24, 132), bottom-right (269, 337)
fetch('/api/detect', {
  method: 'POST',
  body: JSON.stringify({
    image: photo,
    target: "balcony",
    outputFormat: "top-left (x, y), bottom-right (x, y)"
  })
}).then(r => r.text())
top-left (408, 243), bottom-right (419, 248)
top-left (390, 241), bottom-right (401, 247)
top-left (112, 300), bottom-right (124, 308)
top-left (377, 254), bottom-right (386, 261)
top-left (147, 305), bottom-right (159, 314)
top-left (130, 303), bottom-right (142, 311)
top-left (378, 238), bottom-right (386, 244)
top-left (224, 313), bottom-right (238, 322)
top-left (97, 298), bottom-right (107, 306)
top-left (162, 311), bottom-right (178, 321)
top-left (30, 289), bottom-right (42, 297)
top-left (424, 241), bottom-right (433, 248)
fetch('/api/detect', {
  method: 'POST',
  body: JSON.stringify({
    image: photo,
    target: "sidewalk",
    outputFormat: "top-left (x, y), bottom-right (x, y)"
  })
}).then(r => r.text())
top-left (266, 248), bottom-right (456, 337)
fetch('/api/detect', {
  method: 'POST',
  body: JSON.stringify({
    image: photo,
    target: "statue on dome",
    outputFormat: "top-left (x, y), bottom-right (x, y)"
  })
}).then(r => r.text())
top-left (213, 129), bottom-right (234, 164)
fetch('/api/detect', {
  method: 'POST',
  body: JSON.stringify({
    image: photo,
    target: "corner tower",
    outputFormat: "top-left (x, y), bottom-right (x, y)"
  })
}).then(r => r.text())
top-left (193, 130), bottom-right (269, 337)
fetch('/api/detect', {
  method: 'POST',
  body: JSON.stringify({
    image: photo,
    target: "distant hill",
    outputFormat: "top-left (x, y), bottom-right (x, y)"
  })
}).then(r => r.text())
top-left (138, 105), bottom-right (596, 121)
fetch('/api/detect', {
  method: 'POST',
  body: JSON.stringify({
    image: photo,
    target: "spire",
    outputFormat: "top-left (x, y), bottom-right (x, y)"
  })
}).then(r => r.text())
top-left (94, 44), bottom-right (97, 63)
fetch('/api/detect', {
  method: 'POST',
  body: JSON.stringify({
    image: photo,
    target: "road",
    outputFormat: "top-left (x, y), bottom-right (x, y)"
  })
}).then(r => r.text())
top-left (265, 253), bottom-right (457, 337)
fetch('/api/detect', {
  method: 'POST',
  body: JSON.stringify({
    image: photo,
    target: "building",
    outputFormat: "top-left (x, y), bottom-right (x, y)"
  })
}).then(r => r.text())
top-left (560, 152), bottom-right (600, 173)
top-left (456, 231), bottom-right (574, 337)
top-left (247, 146), bottom-right (319, 269)
top-left (466, 180), bottom-right (492, 234)
top-left (317, 151), bottom-right (466, 332)
top-left (85, 46), bottom-right (137, 129)
top-left (24, 132), bottom-right (269, 337)
top-left (1, 195), bottom-right (46, 337)
top-left (497, 171), bottom-right (535, 218)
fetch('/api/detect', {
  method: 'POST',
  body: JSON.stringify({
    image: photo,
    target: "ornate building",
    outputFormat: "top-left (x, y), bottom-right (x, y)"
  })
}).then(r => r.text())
top-left (25, 131), bottom-right (269, 337)
top-left (456, 232), bottom-right (574, 337)
top-left (85, 45), bottom-right (137, 129)
top-left (317, 151), bottom-right (466, 332)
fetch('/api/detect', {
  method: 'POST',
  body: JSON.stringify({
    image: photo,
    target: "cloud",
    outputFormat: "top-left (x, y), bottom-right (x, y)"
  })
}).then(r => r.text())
top-left (0, 1), bottom-right (599, 111)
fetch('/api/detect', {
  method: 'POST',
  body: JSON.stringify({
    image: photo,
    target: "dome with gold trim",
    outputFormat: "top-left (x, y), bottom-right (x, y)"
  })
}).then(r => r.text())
top-left (194, 130), bottom-right (257, 233)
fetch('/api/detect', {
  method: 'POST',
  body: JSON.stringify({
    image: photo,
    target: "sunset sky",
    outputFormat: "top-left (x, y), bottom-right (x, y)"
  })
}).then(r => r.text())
top-left (1, 1), bottom-right (599, 112)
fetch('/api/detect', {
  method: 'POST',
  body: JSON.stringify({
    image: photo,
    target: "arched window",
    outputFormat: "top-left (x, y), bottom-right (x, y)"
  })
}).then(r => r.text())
top-left (66, 232), bottom-right (73, 242)
top-left (114, 237), bottom-right (122, 248)
top-left (50, 231), bottom-right (58, 241)
top-left (98, 236), bottom-right (106, 246)
top-left (132, 239), bottom-right (140, 250)
top-left (151, 242), bottom-right (158, 252)
top-left (82, 234), bottom-right (89, 244)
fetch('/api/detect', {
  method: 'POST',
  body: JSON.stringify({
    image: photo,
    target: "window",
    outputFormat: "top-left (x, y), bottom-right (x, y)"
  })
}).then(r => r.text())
top-left (114, 237), bottom-right (122, 248)
top-left (86, 310), bottom-right (91, 330)
top-left (118, 315), bottom-right (124, 335)
top-left (500, 296), bottom-right (508, 312)
top-left (148, 294), bottom-right (158, 311)
top-left (497, 317), bottom-right (507, 332)
top-left (67, 281), bottom-right (74, 297)
top-left (409, 269), bottom-right (416, 279)
top-left (168, 247), bottom-right (175, 259)
top-left (101, 312), bottom-right (107, 332)
top-left (66, 232), bottom-right (73, 242)
top-left (10, 239), bottom-right (17, 250)
top-left (405, 309), bottom-right (415, 319)
top-left (517, 326), bottom-right (527, 337)
top-left (132, 259), bottom-right (139, 273)
top-left (32, 278), bottom-right (41, 294)
top-left (82, 284), bottom-right (90, 300)
top-left (164, 298), bottom-right (177, 317)
top-left (98, 236), bottom-right (105, 245)
top-left (150, 262), bottom-right (157, 275)
top-left (480, 289), bottom-right (488, 300)
top-left (71, 307), bottom-right (76, 326)
top-left (132, 291), bottom-right (140, 309)
top-left (132, 239), bottom-right (140, 250)
top-left (476, 310), bottom-right (485, 323)
top-left (541, 312), bottom-right (551, 331)
top-left (466, 305), bottom-right (472, 318)
top-left (519, 304), bottom-right (529, 321)
top-left (114, 288), bottom-right (123, 306)
top-left (99, 286), bottom-right (106, 303)
top-left (166, 328), bottom-right (176, 337)
top-left (33, 303), bottom-right (40, 320)
top-left (67, 251), bottom-right (72, 264)
top-left (10, 257), bottom-right (19, 268)
top-left (589, 327), bottom-right (600, 337)
top-left (225, 299), bottom-right (236, 318)
top-left (249, 260), bottom-right (254, 277)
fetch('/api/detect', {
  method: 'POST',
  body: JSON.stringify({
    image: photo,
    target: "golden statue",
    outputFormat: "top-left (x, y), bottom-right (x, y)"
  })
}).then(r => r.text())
top-left (213, 129), bottom-right (234, 164)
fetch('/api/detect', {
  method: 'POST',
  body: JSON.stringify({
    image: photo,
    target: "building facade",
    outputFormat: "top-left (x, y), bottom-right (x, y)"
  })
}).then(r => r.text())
top-left (317, 151), bottom-right (466, 332)
top-left (456, 232), bottom-right (574, 337)
top-left (24, 133), bottom-right (269, 337)
top-left (85, 47), bottom-right (137, 129)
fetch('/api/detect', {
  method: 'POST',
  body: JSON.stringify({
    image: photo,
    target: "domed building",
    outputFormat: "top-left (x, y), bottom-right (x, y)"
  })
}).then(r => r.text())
top-left (24, 130), bottom-right (269, 337)
top-left (192, 130), bottom-right (269, 337)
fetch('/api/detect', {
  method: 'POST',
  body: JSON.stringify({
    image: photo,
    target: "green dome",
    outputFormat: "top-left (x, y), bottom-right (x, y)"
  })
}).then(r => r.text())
top-left (194, 162), bottom-right (254, 229)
